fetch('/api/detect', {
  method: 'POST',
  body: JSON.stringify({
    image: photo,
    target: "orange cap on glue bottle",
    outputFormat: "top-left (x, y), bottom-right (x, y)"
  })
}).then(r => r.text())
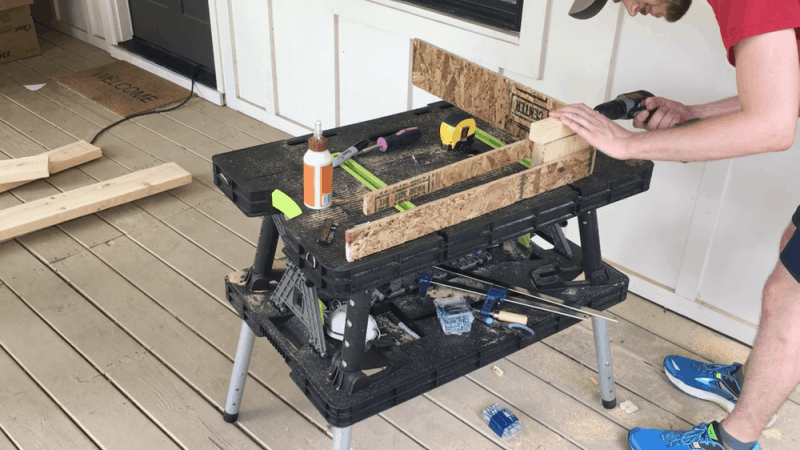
top-left (303, 120), bottom-right (333, 209)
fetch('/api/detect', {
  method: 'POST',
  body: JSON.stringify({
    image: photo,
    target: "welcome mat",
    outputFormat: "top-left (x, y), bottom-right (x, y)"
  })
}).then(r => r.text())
top-left (53, 61), bottom-right (191, 117)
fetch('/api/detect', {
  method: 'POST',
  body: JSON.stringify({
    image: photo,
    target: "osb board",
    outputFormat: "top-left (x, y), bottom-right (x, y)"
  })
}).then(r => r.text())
top-left (362, 139), bottom-right (534, 215)
top-left (346, 148), bottom-right (594, 261)
top-left (412, 39), bottom-right (566, 141)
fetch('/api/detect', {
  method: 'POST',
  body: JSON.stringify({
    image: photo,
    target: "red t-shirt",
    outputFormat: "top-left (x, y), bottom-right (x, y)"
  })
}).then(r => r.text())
top-left (706, 0), bottom-right (800, 66)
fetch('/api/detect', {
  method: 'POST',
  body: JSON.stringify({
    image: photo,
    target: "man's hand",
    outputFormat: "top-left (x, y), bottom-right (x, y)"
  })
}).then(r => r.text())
top-left (633, 97), bottom-right (698, 130)
top-left (549, 104), bottom-right (634, 159)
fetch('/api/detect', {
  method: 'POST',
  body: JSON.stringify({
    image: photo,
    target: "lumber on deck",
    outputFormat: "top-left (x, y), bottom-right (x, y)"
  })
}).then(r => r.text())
top-left (0, 153), bottom-right (48, 185)
top-left (0, 141), bottom-right (101, 193)
top-left (0, 163), bottom-right (191, 242)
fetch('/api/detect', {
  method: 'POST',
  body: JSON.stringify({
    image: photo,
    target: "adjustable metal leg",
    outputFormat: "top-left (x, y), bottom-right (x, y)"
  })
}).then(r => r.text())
top-left (592, 316), bottom-right (617, 409)
top-left (332, 426), bottom-right (352, 450)
top-left (224, 322), bottom-right (256, 422)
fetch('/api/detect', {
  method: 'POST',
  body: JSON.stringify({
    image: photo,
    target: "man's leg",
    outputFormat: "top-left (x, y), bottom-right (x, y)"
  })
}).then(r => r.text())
top-left (722, 219), bottom-right (800, 442)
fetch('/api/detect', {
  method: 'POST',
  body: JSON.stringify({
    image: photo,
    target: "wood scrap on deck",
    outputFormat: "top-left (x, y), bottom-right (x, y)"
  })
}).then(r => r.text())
top-left (411, 39), bottom-right (566, 140)
top-left (0, 163), bottom-right (192, 242)
top-left (0, 141), bottom-right (102, 193)
top-left (0, 153), bottom-right (49, 186)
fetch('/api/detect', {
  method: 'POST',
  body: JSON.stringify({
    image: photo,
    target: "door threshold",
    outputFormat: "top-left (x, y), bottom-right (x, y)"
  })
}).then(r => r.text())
top-left (109, 44), bottom-right (224, 106)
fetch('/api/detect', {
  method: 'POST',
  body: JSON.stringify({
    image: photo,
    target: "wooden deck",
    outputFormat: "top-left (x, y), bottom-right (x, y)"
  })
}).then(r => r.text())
top-left (0, 24), bottom-right (797, 450)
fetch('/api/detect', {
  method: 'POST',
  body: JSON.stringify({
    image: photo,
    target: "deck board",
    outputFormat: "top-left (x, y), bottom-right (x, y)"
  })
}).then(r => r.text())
top-left (0, 273), bottom-right (180, 450)
top-left (0, 347), bottom-right (98, 450)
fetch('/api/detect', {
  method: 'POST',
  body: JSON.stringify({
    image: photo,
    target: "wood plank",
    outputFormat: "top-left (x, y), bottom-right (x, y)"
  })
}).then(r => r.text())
top-left (468, 361), bottom-right (630, 449)
top-left (163, 107), bottom-right (263, 150)
top-left (0, 163), bottom-right (192, 242)
top-left (0, 153), bottom-right (48, 185)
top-left (186, 97), bottom-right (292, 143)
top-left (0, 243), bottom-right (265, 450)
top-left (362, 139), bottom-right (533, 215)
top-left (425, 376), bottom-right (580, 450)
top-left (412, 39), bottom-right (565, 141)
top-left (0, 347), bottom-right (98, 450)
top-left (533, 135), bottom-right (593, 167)
top-left (381, 396), bottom-right (501, 450)
top-left (0, 429), bottom-right (15, 450)
top-left (0, 141), bottom-right (101, 193)
top-left (0, 280), bottom-right (179, 449)
top-left (528, 118), bottom-right (577, 145)
top-left (346, 149), bottom-right (594, 261)
top-left (506, 342), bottom-right (692, 432)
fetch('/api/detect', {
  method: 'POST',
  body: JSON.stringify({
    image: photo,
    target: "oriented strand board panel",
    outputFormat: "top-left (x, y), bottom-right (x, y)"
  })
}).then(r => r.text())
top-left (0, 141), bottom-right (102, 193)
top-left (0, 153), bottom-right (49, 185)
top-left (346, 149), bottom-right (594, 261)
top-left (363, 139), bottom-right (534, 215)
top-left (412, 40), bottom-right (566, 141)
top-left (0, 163), bottom-right (192, 242)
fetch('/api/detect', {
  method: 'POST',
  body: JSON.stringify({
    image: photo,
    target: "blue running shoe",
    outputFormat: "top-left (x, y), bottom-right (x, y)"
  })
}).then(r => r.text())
top-left (628, 421), bottom-right (760, 450)
top-left (663, 355), bottom-right (742, 413)
top-left (664, 355), bottom-right (778, 428)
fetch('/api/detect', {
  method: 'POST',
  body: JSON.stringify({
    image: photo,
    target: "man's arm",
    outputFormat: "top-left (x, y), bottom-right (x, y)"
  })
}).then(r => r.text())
top-left (551, 29), bottom-right (799, 162)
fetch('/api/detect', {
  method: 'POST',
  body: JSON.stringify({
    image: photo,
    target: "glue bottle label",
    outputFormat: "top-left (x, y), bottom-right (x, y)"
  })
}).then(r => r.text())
top-left (303, 162), bottom-right (332, 209)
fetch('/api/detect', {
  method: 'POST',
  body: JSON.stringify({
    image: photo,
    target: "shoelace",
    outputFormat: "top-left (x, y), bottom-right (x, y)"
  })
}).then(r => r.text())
top-left (660, 423), bottom-right (721, 448)
top-left (694, 362), bottom-right (741, 395)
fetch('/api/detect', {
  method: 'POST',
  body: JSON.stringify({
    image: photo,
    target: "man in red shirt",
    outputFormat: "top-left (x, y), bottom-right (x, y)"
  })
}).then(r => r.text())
top-left (561, 1), bottom-right (800, 449)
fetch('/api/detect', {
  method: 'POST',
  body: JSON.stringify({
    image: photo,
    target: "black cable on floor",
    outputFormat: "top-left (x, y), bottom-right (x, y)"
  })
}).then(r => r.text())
top-left (90, 64), bottom-right (202, 145)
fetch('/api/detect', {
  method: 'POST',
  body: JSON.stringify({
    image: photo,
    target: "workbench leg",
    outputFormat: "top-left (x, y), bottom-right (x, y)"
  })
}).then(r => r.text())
top-left (247, 215), bottom-right (281, 291)
top-left (577, 209), bottom-right (608, 285)
top-left (592, 316), bottom-right (617, 409)
top-left (330, 289), bottom-right (371, 393)
top-left (332, 426), bottom-right (352, 450)
top-left (223, 322), bottom-right (256, 422)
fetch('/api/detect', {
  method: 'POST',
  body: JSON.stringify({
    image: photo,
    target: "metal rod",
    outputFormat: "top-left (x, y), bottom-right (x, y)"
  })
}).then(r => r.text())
top-left (430, 280), bottom-right (587, 321)
top-left (437, 266), bottom-right (617, 322)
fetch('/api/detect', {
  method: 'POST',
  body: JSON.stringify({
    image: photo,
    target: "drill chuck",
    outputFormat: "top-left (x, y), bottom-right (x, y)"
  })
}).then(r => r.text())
top-left (594, 90), bottom-right (654, 120)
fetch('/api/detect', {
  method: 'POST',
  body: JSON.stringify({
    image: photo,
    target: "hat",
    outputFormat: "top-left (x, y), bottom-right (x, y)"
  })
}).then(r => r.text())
top-left (569, 0), bottom-right (608, 19)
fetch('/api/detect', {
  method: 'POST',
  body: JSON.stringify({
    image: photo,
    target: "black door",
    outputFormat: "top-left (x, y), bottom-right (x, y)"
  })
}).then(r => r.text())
top-left (128, 0), bottom-right (214, 70)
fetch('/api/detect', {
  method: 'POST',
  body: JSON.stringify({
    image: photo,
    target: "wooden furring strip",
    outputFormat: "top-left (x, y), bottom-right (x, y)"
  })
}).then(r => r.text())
top-left (0, 141), bottom-right (102, 193)
top-left (362, 139), bottom-right (534, 215)
top-left (0, 163), bottom-right (192, 242)
top-left (411, 39), bottom-right (566, 141)
top-left (345, 148), bottom-right (594, 261)
top-left (0, 153), bottom-right (49, 185)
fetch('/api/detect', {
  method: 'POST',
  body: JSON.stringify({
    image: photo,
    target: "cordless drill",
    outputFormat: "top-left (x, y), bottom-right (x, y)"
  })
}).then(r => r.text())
top-left (594, 90), bottom-right (655, 120)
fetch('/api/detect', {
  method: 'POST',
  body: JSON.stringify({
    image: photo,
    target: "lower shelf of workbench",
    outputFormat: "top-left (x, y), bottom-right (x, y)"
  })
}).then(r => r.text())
top-left (225, 240), bottom-right (628, 428)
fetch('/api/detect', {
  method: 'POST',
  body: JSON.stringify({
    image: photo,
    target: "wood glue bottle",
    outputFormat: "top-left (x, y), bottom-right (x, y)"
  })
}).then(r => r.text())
top-left (303, 120), bottom-right (333, 209)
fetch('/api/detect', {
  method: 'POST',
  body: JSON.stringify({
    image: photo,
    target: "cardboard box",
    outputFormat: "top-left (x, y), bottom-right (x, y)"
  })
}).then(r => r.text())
top-left (0, 4), bottom-right (39, 63)
top-left (0, 0), bottom-right (33, 11)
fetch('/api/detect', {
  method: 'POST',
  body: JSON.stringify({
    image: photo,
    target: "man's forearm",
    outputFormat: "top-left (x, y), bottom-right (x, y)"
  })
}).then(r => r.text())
top-left (691, 96), bottom-right (742, 119)
top-left (625, 110), bottom-right (793, 162)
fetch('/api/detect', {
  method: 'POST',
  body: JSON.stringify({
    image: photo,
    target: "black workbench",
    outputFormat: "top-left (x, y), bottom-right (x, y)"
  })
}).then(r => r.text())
top-left (212, 102), bottom-right (654, 432)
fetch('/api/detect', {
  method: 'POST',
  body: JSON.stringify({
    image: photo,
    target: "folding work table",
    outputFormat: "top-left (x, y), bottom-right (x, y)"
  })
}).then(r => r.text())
top-left (211, 102), bottom-right (654, 449)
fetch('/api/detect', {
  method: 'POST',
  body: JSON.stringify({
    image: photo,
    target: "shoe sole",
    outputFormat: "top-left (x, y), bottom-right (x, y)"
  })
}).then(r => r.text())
top-left (664, 367), bottom-right (777, 428)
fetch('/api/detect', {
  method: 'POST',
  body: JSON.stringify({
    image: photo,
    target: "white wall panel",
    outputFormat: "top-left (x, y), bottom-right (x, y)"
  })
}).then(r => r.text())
top-left (337, 17), bottom-right (410, 126)
top-left (88, 0), bottom-right (106, 39)
top-left (698, 142), bottom-right (800, 324)
top-left (272, 0), bottom-right (336, 131)
top-left (230, 0), bottom-right (272, 111)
